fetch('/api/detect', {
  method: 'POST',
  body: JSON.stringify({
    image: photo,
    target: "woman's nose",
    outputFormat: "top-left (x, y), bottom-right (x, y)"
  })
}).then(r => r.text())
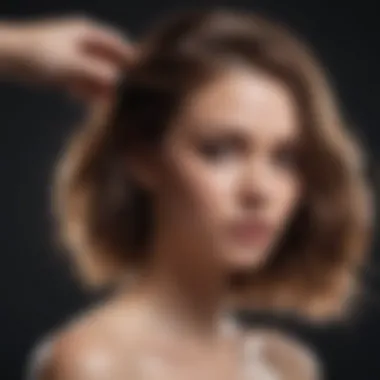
top-left (238, 162), bottom-right (273, 209)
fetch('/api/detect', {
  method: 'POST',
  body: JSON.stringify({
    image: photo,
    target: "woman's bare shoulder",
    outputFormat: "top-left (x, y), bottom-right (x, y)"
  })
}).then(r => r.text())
top-left (25, 304), bottom-right (138, 380)
top-left (243, 328), bottom-right (323, 380)
top-left (25, 334), bottom-right (105, 380)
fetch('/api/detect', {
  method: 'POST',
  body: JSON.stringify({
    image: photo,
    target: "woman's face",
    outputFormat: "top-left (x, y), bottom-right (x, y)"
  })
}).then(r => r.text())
top-left (150, 66), bottom-right (302, 273)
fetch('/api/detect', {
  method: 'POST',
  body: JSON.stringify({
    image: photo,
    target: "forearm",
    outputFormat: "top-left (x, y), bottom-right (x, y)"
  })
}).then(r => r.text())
top-left (0, 21), bottom-right (31, 78)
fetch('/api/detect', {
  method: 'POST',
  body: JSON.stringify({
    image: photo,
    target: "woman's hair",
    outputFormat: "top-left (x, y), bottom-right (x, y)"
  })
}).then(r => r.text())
top-left (53, 9), bottom-right (373, 319)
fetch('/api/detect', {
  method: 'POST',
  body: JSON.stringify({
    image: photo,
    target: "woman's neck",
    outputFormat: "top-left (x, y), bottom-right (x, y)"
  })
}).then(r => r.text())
top-left (128, 243), bottom-right (230, 343)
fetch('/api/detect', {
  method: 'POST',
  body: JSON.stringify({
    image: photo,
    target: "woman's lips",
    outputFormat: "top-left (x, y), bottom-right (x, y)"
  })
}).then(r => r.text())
top-left (229, 220), bottom-right (274, 244)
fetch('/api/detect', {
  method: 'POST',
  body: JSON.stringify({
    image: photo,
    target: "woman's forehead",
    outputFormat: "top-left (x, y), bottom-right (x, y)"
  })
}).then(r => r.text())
top-left (172, 68), bottom-right (300, 140)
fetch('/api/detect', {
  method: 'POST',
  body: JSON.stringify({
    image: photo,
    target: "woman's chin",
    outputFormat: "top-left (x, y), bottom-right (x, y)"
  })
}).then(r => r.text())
top-left (221, 249), bottom-right (267, 272)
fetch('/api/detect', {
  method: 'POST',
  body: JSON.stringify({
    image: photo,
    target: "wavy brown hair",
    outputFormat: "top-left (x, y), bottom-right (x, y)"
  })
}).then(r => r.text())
top-left (52, 9), bottom-right (373, 319)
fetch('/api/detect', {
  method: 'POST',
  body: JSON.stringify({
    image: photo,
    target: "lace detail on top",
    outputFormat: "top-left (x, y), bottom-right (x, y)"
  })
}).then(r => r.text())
top-left (241, 336), bottom-right (281, 380)
top-left (219, 314), bottom-right (282, 380)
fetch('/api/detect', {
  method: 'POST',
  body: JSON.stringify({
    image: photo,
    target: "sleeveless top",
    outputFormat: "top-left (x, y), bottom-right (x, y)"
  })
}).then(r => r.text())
top-left (27, 316), bottom-right (282, 380)
top-left (139, 316), bottom-right (282, 380)
top-left (223, 315), bottom-right (281, 380)
top-left (241, 335), bottom-right (281, 380)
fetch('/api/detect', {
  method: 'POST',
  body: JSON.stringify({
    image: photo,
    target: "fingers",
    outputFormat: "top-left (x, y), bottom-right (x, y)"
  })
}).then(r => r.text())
top-left (83, 22), bottom-right (136, 67)
top-left (32, 16), bottom-right (136, 99)
top-left (72, 22), bottom-right (135, 99)
top-left (66, 56), bottom-right (121, 99)
top-left (76, 57), bottom-right (119, 84)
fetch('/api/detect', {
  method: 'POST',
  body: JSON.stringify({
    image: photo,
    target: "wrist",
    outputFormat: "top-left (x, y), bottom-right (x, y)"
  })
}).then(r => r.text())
top-left (0, 22), bottom-right (34, 76)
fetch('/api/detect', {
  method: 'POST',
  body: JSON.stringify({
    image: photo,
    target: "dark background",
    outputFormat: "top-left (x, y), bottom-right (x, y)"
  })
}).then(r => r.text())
top-left (0, 1), bottom-right (379, 379)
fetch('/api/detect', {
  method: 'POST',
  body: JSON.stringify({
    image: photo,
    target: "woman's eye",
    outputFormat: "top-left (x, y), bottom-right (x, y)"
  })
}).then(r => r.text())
top-left (198, 140), bottom-right (238, 161)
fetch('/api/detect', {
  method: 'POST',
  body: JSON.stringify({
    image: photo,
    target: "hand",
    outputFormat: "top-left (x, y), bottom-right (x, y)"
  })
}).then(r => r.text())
top-left (0, 16), bottom-right (134, 98)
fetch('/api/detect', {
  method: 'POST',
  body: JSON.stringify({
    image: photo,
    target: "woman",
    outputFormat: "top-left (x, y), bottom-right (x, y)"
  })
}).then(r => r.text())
top-left (29, 9), bottom-right (373, 380)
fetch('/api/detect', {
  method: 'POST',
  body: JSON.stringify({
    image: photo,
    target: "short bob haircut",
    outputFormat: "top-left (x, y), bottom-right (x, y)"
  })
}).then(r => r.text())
top-left (53, 9), bottom-right (373, 320)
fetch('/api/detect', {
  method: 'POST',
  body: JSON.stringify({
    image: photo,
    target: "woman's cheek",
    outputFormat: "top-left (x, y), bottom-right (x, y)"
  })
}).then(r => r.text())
top-left (276, 177), bottom-right (302, 221)
top-left (182, 161), bottom-right (235, 214)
